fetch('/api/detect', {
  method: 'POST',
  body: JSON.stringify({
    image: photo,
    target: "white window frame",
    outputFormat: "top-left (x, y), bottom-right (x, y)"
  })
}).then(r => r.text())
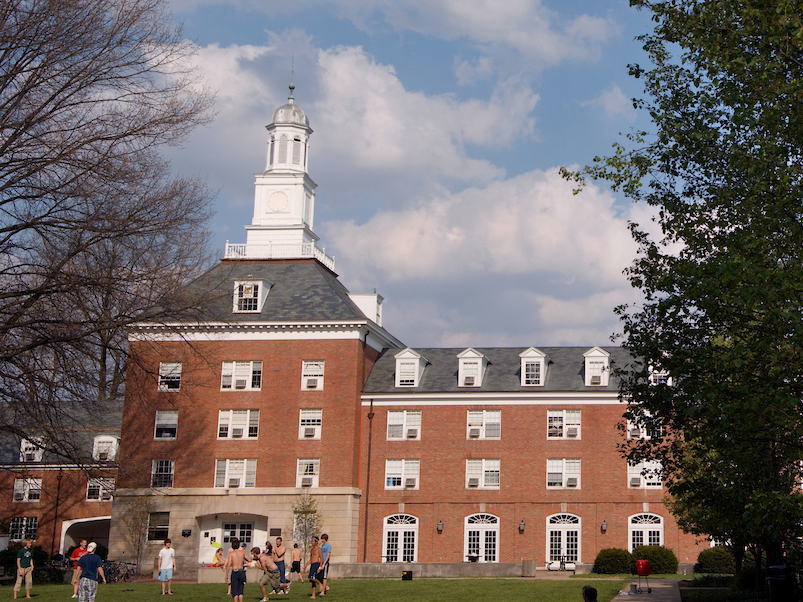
top-left (546, 458), bottom-right (581, 489)
top-left (386, 410), bottom-right (422, 441)
top-left (628, 460), bottom-right (662, 489)
top-left (154, 410), bottom-right (178, 440)
top-left (583, 347), bottom-right (610, 387)
top-left (464, 513), bottom-right (499, 563)
top-left (296, 458), bottom-right (320, 488)
top-left (629, 513), bottom-right (664, 551)
top-left (301, 360), bottom-right (324, 391)
top-left (547, 410), bottom-right (581, 439)
top-left (151, 459), bottom-right (175, 488)
top-left (92, 435), bottom-right (119, 461)
top-left (384, 459), bottom-right (420, 490)
top-left (13, 478), bottom-right (42, 502)
top-left (86, 477), bottom-right (115, 501)
top-left (465, 458), bottom-right (500, 490)
top-left (233, 281), bottom-right (267, 313)
top-left (19, 438), bottom-right (44, 463)
top-left (9, 517), bottom-right (38, 541)
top-left (394, 349), bottom-right (425, 388)
top-left (221, 361), bottom-right (262, 391)
top-left (457, 348), bottom-right (487, 387)
top-left (214, 458), bottom-right (257, 489)
top-left (158, 362), bottom-right (182, 391)
top-left (298, 409), bottom-right (323, 440)
top-left (466, 410), bottom-right (501, 440)
top-left (383, 514), bottom-right (418, 563)
top-left (520, 347), bottom-right (548, 386)
top-left (546, 514), bottom-right (581, 564)
top-left (218, 409), bottom-right (260, 440)
top-left (627, 409), bottom-right (663, 440)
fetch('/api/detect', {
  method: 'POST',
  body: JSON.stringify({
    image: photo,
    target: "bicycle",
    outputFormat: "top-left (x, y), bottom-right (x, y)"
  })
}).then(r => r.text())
top-left (103, 560), bottom-right (135, 583)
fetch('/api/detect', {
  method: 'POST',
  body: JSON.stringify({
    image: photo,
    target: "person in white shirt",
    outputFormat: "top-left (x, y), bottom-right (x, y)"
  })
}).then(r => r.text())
top-left (157, 539), bottom-right (176, 595)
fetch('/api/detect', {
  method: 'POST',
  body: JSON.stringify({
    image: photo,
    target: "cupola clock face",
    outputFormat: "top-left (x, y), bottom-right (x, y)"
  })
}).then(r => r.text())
top-left (268, 191), bottom-right (289, 212)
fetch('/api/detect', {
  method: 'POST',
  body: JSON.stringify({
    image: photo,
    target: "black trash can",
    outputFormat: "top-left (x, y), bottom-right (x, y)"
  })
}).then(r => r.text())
top-left (766, 565), bottom-right (794, 602)
top-left (401, 570), bottom-right (413, 581)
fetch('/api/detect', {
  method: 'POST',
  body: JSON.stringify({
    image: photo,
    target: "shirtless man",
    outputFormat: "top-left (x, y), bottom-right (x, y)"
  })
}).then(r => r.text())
top-left (255, 547), bottom-right (280, 601)
top-left (272, 537), bottom-right (289, 594)
top-left (223, 538), bottom-right (252, 602)
top-left (290, 544), bottom-right (304, 585)
top-left (302, 537), bottom-right (323, 599)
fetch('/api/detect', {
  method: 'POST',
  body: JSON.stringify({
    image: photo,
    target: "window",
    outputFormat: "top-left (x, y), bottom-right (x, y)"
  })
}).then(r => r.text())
top-left (154, 411), bottom-right (178, 440)
top-left (547, 514), bottom-right (581, 564)
top-left (19, 439), bottom-right (43, 463)
top-left (215, 459), bottom-right (257, 489)
top-left (233, 281), bottom-right (266, 313)
top-left (628, 461), bottom-right (662, 489)
top-left (649, 369), bottom-right (670, 386)
top-left (221, 361), bottom-right (262, 391)
top-left (9, 517), bottom-right (38, 541)
top-left (467, 410), bottom-right (501, 439)
top-left (296, 458), bottom-right (320, 488)
top-left (223, 523), bottom-right (252, 545)
top-left (151, 459), bottom-right (175, 488)
top-left (629, 514), bottom-right (663, 551)
top-left (627, 412), bottom-right (663, 440)
top-left (383, 514), bottom-right (418, 563)
top-left (298, 409), bottom-right (322, 440)
top-left (147, 512), bottom-right (169, 541)
top-left (13, 478), bottom-right (41, 502)
top-left (520, 347), bottom-right (548, 386)
top-left (218, 410), bottom-right (259, 439)
top-left (386, 410), bottom-right (422, 440)
top-left (92, 436), bottom-right (119, 461)
top-left (86, 477), bottom-right (115, 501)
top-left (547, 410), bottom-right (581, 439)
top-left (158, 362), bottom-right (182, 391)
top-left (465, 459), bottom-right (500, 489)
top-left (583, 347), bottom-right (610, 386)
top-left (457, 348), bottom-right (487, 387)
top-left (464, 514), bottom-right (499, 563)
top-left (384, 459), bottom-right (420, 490)
top-left (301, 361), bottom-right (324, 391)
top-left (547, 458), bottom-right (581, 488)
top-left (394, 349), bottom-right (426, 387)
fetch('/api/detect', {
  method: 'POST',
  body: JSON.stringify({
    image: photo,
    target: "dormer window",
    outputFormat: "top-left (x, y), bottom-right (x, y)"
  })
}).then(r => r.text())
top-left (583, 347), bottom-right (610, 387)
top-left (19, 438), bottom-right (44, 463)
top-left (233, 281), bottom-right (268, 313)
top-left (93, 436), bottom-right (119, 461)
top-left (394, 349), bottom-right (426, 388)
top-left (457, 349), bottom-right (488, 387)
top-left (520, 347), bottom-right (548, 386)
top-left (649, 367), bottom-right (672, 386)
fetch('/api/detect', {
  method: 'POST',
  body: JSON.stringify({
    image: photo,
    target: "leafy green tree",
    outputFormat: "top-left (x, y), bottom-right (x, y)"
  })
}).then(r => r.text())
top-left (563, 0), bottom-right (803, 572)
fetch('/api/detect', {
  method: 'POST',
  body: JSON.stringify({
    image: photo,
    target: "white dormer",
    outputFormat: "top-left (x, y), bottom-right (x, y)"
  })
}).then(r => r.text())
top-left (395, 349), bottom-right (427, 388)
top-left (457, 348), bottom-right (489, 387)
top-left (348, 292), bottom-right (384, 326)
top-left (648, 365), bottom-right (672, 386)
top-left (233, 280), bottom-right (271, 313)
top-left (92, 436), bottom-right (120, 462)
top-left (519, 347), bottom-right (548, 386)
top-left (583, 346), bottom-right (610, 387)
top-left (19, 438), bottom-right (44, 463)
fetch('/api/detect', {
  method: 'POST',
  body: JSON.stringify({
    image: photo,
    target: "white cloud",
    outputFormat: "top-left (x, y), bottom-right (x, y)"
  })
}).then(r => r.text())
top-left (581, 84), bottom-right (636, 120)
top-left (454, 56), bottom-right (493, 85)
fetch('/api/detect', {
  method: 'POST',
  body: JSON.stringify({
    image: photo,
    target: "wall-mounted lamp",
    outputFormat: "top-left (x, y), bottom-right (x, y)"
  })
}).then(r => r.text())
top-left (519, 520), bottom-right (525, 533)
top-left (601, 520), bottom-right (608, 533)
top-left (437, 521), bottom-right (444, 533)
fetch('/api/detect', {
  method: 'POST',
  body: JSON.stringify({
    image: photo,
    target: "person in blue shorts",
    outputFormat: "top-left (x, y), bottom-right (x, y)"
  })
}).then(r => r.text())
top-left (302, 536), bottom-right (323, 598)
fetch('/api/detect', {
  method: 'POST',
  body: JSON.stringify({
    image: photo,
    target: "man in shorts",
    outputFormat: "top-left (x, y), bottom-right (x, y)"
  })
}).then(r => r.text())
top-left (223, 538), bottom-right (252, 602)
top-left (70, 540), bottom-right (89, 598)
top-left (13, 539), bottom-right (33, 600)
top-left (319, 534), bottom-right (332, 595)
top-left (272, 537), bottom-right (289, 594)
top-left (290, 544), bottom-right (304, 584)
top-left (76, 542), bottom-right (106, 602)
top-left (255, 547), bottom-right (280, 601)
top-left (302, 537), bottom-right (323, 599)
top-left (157, 539), bottom-right (175, 595)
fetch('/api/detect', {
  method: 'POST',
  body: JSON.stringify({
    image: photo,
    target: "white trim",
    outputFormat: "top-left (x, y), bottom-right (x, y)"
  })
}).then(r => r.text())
top-left (362, 393), bottom-right (621, 405)
top-left (546, 513), bottom-right (582, 564)
top-left (463, 513), bottom-right (500, 563)
top-left (59, 516), bottom-right (111, 555)
top-left (382, 514), bottom-right (418, 563)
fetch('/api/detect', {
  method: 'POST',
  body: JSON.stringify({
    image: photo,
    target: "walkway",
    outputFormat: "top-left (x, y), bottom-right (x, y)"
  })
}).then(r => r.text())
top-left (613, 578), bottom-right (682, 602)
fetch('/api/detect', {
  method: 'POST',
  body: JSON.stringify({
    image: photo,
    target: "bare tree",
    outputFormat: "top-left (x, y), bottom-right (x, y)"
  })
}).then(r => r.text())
top-left (292, 494), bottom-right (322, 565)
top-left (119, 491), bottom-right (155, 573)
top-left (0, 0), bottom-right (217, 456)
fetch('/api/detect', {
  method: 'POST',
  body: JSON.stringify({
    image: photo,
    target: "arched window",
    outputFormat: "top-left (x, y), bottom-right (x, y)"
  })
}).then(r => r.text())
top-left (464, 513), bottom-right (499, 563)
top-left (546, 513), bottom-right (581, 563)
top-left (629, 513), bottom-right (663, 551)
top-left (383, 514), bottom-right (417, 563)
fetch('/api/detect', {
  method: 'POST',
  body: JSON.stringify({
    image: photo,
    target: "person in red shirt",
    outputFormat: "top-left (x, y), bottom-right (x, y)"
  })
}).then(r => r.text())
top-left (70, 540), bottom-right (89, 598)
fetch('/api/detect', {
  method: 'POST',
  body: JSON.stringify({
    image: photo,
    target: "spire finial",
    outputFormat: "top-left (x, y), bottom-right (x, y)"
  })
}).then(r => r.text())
top-left (288, 54), bottom-right (295, 102)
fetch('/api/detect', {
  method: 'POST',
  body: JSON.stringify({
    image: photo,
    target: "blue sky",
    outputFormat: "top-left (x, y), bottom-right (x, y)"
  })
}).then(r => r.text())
top-left (165, 0), bottom-right (660, 347)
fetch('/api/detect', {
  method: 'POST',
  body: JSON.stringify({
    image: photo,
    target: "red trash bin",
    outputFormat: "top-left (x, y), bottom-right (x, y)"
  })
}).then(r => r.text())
top-left (635, 559), bottom-right (652, 593)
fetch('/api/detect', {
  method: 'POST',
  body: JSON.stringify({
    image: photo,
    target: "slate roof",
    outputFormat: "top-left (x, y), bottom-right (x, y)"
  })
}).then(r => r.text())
top-left (363, 346), bottom-right (637, 394)
top-left (175, 259), bottom-right (371, 323)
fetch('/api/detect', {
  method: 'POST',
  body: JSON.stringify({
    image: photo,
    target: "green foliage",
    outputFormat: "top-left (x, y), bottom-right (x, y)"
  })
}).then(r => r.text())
top-left (593, 548), bottom-right (633, 574)
top-left (32, 566), bottom-right (67, 584)
top-left (695, 547), bottom-right (736, 574)
top-left (632, 545), bottom-right (679, 575)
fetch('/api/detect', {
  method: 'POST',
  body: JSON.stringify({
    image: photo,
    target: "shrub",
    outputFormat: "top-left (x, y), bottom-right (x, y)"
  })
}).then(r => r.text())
top-left (631, 545), bottom-right (679, 574)
top-left (593, 548), bottom-right (633, 574)
top-left (695, 546), bottom-right (736, 574)
top-left (33, 565), bottom-right (68, 584)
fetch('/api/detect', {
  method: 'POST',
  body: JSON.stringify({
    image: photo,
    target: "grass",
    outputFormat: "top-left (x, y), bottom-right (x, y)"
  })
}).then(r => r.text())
top-left (2, 577), bottom-right (630, 602)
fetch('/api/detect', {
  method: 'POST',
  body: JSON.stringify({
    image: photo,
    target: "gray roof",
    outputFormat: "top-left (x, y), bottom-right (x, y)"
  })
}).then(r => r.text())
top-left (181, 259), bottom-right (371, 323)
top-left (363, 346), bottom-right (636, 394)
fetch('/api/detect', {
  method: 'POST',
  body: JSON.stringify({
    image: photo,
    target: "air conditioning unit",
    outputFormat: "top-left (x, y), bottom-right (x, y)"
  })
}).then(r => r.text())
top-left (97, 452), bottom-right (109, 461)
top-left (566, 477), bottom-right (578, 487)
top-left (231, 428), bottom-right (244, 438)
top-left (468, 477), bottom-right (479, 488)
top-left (301, 477), bottom-right (313, 488)
top-left (463, 376), bottom-right (476, 386)
top-left (406, 428), bottom-right (418, 439)
top-left (23, 453), bottom-right (36, 462)
top-left (630, 428), bottom-right (641, 438)
top-left (566, 427), bottom-right (578, 438)
top-left (306, 378), bottom-right (319, 389)
top-left (228, 478), bottom-right (240, 488)
top-left (304, 427), bottom-right (316, 438)
top-left (101, 490), bottom-right (113, 500)
top-left (468, 428), bottom-right (481, 438)
top-left (590, 375), bottom-right (602, 385)
top-left (234, 379), bottom-right (247, 389)
top-left (630, 477), bottom-right (642, 487)
top-left (13, 492), bottom-right (24, 501)
top-left (404, 478), bottom-right (417, 488)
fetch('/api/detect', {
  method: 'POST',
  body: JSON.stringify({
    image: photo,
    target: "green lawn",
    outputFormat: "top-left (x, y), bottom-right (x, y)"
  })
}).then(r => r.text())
top-left (3, 578), bottom-right (630, 602)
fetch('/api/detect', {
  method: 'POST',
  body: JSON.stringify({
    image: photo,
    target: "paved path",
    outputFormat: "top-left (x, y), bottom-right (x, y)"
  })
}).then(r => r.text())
top-left (612, 579), bottom-right (682, 602)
